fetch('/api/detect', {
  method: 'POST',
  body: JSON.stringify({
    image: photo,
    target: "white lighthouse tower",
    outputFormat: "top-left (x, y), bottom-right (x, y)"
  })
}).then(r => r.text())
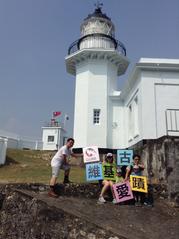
top-left (66, 3), bottom-right (129, 148)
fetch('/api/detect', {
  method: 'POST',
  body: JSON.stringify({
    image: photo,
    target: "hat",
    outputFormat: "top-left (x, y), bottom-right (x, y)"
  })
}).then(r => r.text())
top-left (106, 153), bottom-right (113, 158)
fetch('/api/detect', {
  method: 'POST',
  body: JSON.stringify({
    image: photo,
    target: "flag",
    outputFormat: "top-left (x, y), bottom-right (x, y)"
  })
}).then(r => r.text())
top-left (53, 111), bottom-right (61, 117)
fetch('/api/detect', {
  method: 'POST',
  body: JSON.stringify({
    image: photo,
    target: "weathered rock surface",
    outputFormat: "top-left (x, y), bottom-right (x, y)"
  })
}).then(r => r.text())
top-left (132, 136), bottom-right (179, 205)
top-left (0, 184), bottom-right (179, 239)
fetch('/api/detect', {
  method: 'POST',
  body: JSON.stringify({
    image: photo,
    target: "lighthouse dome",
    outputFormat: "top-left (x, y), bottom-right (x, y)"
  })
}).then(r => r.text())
top-left (80, 6), bottom-right (115, 37)
top-left (67, 3), bottom-right (127, 59)
top-left (78, 5), bottom-right (118, 51)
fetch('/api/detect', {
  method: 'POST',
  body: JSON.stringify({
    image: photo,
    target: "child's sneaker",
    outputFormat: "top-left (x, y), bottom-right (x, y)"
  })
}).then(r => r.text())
top-left (98, 196), bottom-right (106, 204)
top-left (112, 198), bottom-right (117, 204)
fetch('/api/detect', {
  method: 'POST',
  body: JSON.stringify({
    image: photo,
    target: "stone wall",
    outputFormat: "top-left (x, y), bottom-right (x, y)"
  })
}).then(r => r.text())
top-left (1, 183), bottom-right (179, 239)
top-left (0, 185), bottom-right (124, 239)
top-left (131, 136), bottom-right (179, 204)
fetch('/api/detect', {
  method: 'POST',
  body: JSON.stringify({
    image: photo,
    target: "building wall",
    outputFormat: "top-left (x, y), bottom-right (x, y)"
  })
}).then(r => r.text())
top-left (122, 73), bottom-right (143, 148)
top-left (141, 71), bottom-right (179, 140)
top-left (74, 59), bottom-right (118, 148)
top-left (107, 63), bottom-right (120, 148)
top-left (111, 101), bottom-right (124, 148)
top-left (122, 65), bottom-right (179, 148)
top-left (87, 61), bottom-right (107, 147)
top-left (73, 63), bottom-right (89, 147)
top-left (154, 74), bottom-right (179, 137)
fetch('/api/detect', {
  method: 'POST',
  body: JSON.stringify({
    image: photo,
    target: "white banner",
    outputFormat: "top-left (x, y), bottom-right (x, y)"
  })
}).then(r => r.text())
top-left (83, 146), bottom-right (100, 163)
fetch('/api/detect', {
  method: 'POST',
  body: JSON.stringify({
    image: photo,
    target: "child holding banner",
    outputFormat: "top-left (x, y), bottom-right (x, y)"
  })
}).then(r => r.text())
top-left (98, 153), bottom-right (117, 204)
top-left (125, 154), bottom-right (145, 206)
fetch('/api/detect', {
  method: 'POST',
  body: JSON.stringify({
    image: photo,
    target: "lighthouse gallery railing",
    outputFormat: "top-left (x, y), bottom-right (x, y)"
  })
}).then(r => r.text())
top-left (68, 33), bottom-right (126, 56)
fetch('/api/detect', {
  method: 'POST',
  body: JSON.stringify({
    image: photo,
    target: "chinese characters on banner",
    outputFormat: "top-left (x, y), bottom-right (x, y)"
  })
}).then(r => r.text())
top-left (130, 175), bottom-right (148, 193)
top-left (113, 181), bottom-right (134, 203)
top-left (86, 163), bottom-right (103, 181)
top-left (117, 149), bottom-right (133, 166)
top-left (83, 146), bottom-right (100, 163)
top-left (102, 163), bottom-right (116, 181)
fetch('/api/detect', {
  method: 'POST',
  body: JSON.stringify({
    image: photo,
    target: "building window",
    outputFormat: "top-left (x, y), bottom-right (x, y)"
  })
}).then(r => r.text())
top-left (93, 109), bottom-right (100, 124)
top-left (48, 136), bottom-right (54, 142)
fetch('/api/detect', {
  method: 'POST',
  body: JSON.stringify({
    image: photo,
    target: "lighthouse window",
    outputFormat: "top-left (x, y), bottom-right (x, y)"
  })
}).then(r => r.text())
top-left (93, 109), bottom-right (100, 124)
top-left (48, 136), bottom-right (54, 142)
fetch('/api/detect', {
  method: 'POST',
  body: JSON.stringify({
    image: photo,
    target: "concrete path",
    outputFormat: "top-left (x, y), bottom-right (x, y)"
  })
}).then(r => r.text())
top-left (20, 190), bottom-right (179, 239)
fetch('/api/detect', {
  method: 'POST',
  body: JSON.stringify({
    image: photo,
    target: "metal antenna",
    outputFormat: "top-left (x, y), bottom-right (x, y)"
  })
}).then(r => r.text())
top-left (94, 1), bottom-right (103, 10)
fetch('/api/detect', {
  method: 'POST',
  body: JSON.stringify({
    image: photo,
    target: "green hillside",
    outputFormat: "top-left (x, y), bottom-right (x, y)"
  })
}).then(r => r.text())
top-left (0, 149), bottom-right (85, 184)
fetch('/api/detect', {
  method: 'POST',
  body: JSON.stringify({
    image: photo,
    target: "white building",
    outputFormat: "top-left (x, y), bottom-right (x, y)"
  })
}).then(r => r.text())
top-left (121, 58), bottom-right (179, 148)
top-left (0, 137), bottom-right (7, 165)
top-left (42, 121), bottom-right (66, 150)
top-left (66, 5), bottom-right (179, 149)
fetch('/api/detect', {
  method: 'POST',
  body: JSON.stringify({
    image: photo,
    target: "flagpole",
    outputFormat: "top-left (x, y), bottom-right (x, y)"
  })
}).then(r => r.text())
top-left (63, 114), bottom-right (66, 129)
top-left (51, 111), bottom-right (55, 126)
top-left (63, 114), bottom-right (69, 129)
top-left (57, 127), bottom-right (59, 150)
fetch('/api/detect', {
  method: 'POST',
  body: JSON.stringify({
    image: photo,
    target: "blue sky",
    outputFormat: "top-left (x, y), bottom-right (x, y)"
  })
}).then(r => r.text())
top-left (0, 0), bottom-right (179, 140)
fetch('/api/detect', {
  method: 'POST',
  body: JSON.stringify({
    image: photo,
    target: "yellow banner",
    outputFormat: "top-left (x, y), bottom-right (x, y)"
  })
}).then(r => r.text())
top-left (130, 175), bottom-right (148, 193)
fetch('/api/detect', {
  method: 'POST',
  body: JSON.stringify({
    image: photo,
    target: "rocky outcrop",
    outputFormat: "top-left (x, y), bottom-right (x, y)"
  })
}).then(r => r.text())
top-left (0, 183), bottom-right (179, 239)
top-left (131, 136), bottom-right (179, 205)
top-left (0, 185), bottom-right (124, 239)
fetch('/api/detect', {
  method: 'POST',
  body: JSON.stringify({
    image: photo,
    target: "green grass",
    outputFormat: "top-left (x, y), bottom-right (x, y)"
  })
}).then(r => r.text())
top-left (0, 149), bottom-right (86, 184)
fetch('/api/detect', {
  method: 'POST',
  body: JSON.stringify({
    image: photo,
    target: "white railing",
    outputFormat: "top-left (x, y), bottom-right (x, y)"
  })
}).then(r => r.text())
top-left (68, 33), bottom-right (126, 56)
top-left (0, 129), bottom-right (43, 150)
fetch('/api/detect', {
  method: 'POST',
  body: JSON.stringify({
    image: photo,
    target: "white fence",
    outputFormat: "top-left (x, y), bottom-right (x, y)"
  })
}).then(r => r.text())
top-left (0, 129), bottom-right (43, 150)
top-left (18, 138), bottom-right (43, 150)
top-left (0, 129), bottom-right (43, 165)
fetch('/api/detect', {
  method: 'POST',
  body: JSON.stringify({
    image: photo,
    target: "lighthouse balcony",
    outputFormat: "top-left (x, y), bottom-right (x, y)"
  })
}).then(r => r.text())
top-left (68, 33), bottom-right (126, 56)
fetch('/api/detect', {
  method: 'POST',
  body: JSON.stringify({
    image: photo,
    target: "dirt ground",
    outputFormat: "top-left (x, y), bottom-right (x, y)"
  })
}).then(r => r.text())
top-left (29, 190), bottom-right (179, 239)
